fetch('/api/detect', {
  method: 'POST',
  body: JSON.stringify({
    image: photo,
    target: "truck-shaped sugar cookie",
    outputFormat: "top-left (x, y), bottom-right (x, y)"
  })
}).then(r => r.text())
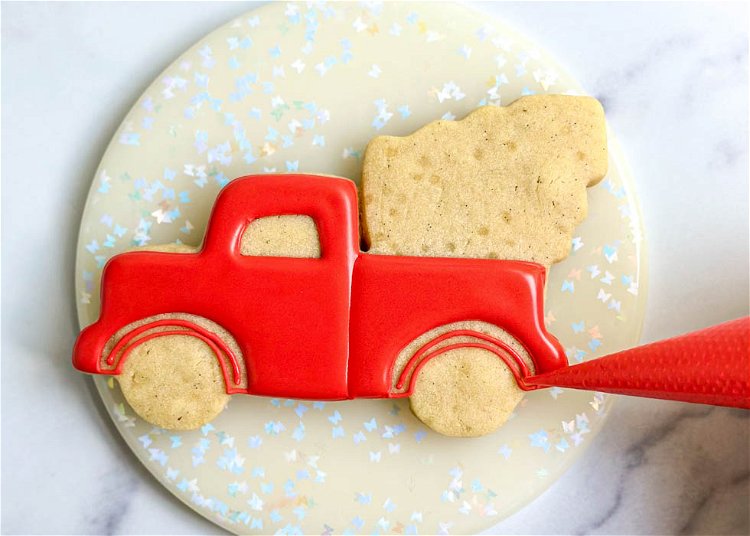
top-left (73, 95), bottom-right (608, 437)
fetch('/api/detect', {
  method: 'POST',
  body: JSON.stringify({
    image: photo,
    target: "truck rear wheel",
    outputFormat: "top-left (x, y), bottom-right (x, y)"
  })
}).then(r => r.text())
top-left (117, 334), bottom-right (230, 430)
top-left (409, 347), bottom-right (524, 437)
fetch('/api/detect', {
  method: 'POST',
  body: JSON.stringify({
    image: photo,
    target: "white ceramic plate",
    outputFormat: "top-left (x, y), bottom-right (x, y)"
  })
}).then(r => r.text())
top-left (75, 2), bottom-right (647, 534)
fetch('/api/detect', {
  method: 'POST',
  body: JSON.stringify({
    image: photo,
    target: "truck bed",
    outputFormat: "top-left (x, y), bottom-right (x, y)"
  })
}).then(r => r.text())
top-left (347, 253), bottom-right (559, 398)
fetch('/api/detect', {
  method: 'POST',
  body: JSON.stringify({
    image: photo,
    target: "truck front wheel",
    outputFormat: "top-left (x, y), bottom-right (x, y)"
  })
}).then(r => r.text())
top-left (117, 334), bottom-right (230, 430)
top-left (409, 347), bottom-right (524, 437)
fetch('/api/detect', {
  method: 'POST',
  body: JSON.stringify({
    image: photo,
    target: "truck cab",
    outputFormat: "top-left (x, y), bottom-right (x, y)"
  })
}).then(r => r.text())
top-left (74, 175), bottom-right (361, 400)
top-left (204, 174), bottom-right (361, 398)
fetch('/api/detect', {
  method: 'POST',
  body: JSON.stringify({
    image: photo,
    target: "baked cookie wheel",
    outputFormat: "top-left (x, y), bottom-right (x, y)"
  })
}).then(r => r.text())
top-left (409, 347), bottom-right (524, 437)
top-left (117, 334), bottom-right (230, 430)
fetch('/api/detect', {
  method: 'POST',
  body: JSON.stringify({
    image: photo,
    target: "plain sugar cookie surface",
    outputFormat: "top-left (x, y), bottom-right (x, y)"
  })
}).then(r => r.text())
top-left (118, 334), bottom-right (230, 430)
top-left (409, 347), bottom-right (524, 437)
top-left (241, 215), bottom-right (321, 258)
top-left (361, 95), bottom-right (608, 266)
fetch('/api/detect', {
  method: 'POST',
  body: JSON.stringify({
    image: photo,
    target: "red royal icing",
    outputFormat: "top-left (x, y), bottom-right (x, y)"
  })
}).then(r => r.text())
top-left (73, 174), bottom-right (568, 400)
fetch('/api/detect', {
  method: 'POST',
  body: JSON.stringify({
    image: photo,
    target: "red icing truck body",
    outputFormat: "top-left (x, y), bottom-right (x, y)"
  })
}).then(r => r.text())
top-left (73, 174), bottom-right (567, 399)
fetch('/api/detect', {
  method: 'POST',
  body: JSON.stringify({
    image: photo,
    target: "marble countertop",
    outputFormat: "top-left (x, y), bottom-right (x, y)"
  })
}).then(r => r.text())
top-left (1, 2), bottom-right (747, 534)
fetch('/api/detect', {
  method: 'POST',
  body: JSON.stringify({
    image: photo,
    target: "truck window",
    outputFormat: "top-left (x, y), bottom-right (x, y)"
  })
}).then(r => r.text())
top-left (240, 215), bottom-right (321, 258)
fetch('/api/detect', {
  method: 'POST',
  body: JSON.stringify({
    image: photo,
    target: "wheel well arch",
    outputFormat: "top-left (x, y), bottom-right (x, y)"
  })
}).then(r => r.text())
top-left (101, 313), bottom-right (248, 393)
top-left (389, 321), bottom-right (539, 397)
